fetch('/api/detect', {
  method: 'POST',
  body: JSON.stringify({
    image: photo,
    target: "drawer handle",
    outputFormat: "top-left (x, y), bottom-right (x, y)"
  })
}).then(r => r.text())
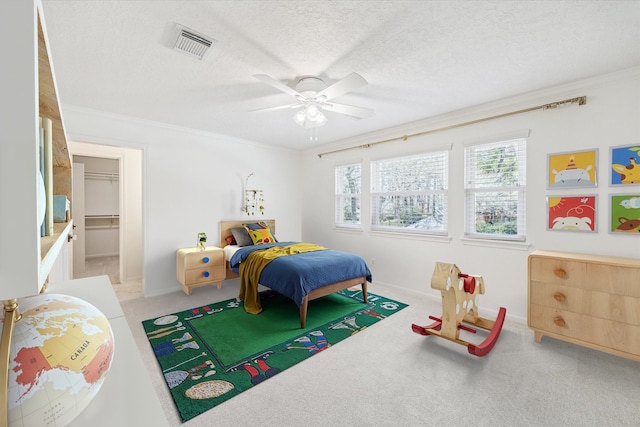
top-left (203, 257), bottom-right (210, 263)
top-left (553, 268), bottom-right (566, 278)
top-left (553, 316), bottom-right (566, 327)
top-left (553, 292), bottom-right (566, 302)
top-left (203, 271), bottom-right (210, 278)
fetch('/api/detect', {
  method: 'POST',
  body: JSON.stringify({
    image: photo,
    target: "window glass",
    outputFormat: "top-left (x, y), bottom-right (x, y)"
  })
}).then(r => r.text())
top-left (464, 138), bottom-right (527, 240)
top-left (335, 163), bottom-right (361, 227)
top-left (371, 151), bottom-right (448, 234)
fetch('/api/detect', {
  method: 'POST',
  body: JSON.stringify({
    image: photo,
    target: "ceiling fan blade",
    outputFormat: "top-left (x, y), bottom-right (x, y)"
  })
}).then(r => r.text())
top-left (315, 72), bottom-right (368, 102)
top-left (322, 102), bottom-right (374, 119)
top-left (250, 103), bottom-right (303, 113)
top-left (253, 74), bottom-right (304, 99)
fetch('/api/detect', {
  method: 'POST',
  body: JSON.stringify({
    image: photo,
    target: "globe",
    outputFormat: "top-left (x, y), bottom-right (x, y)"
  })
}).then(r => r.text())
top-left (1, 293), bottom-right (114, 427)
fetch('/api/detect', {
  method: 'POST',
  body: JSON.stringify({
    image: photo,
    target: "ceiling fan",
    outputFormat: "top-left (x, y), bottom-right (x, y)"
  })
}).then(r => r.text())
top-left (251, 72), bottom-right (374, 135)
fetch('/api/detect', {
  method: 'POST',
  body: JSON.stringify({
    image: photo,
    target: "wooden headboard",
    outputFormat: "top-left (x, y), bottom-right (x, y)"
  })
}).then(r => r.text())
top-left (219, 219), bottom-right (276, 248)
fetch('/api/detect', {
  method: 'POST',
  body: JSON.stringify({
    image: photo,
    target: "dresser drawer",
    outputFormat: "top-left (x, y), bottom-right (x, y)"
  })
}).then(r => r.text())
top-left (530, 254), bottom-right (640, 297)
top-left (529, 281), bottom-right (584, 312)
top-left (530, 303), bottom-right (640, 355)
top-left (530, 280), bottom-right (640, 323)
top-left (584, 264), bottom-right (640, 297)
top-left (529, 257), bottom-right (587, 286)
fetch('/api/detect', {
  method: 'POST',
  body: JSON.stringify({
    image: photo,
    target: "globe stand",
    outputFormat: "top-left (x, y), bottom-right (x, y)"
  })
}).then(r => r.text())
top-left (1, 299), bottom-right (21, 427)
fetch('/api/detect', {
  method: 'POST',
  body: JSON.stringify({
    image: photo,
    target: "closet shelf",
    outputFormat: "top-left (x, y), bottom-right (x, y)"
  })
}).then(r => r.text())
top-left (85, 214), bottom-right (119, 219)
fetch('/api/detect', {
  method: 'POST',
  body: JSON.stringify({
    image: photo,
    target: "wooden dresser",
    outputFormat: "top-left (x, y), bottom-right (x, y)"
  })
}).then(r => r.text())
top-left (528, 250), bottom-right (640, 362)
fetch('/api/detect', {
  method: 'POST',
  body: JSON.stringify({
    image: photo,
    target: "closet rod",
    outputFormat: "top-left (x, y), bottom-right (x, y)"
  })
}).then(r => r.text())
top-left (85, 225), bottom-right (120, 230)
top-left (317, 95), bottom-right (587, 158)
top-left (85, 171), bottom-right (119, 179)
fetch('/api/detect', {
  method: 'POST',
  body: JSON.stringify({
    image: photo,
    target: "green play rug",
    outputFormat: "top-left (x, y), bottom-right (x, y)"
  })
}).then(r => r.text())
top-left (142, 288), bottom-right (407, 422)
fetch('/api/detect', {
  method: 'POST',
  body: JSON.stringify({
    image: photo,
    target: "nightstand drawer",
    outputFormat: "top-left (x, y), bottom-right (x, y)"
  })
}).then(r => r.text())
top-left (181, 249), bottom-right (224, 269)
top-left (185, 265), bottom-right (225, 285)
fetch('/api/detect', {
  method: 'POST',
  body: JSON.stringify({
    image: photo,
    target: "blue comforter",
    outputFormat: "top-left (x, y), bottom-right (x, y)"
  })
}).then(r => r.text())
top-left (229, 242), bottom-right (372, 307)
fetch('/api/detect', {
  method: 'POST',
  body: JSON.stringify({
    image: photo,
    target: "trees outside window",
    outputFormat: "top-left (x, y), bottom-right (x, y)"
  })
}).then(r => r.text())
top-left (371, 151), bottom-right (448, 234)
top-left (464, 138), bottom-right (527, 240)
top-left (335, 163), bottom-right (361, 227)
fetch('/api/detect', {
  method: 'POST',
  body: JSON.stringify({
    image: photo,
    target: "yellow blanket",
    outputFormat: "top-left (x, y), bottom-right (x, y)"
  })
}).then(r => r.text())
top-left (238, 243), bottom-right (327, 314)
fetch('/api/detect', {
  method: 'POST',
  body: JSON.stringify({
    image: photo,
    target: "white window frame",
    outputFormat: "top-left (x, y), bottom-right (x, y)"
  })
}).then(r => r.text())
top-left (335, 162), bottom-right (362, 228)
top-left (464, 133), bottom-right (527, 241)
top-left (370, 149), bottom-right (449, 235)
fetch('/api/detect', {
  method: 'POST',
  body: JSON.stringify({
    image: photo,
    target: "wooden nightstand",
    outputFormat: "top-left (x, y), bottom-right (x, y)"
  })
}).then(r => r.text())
top-left (176, 246), bottom-right (225, 295)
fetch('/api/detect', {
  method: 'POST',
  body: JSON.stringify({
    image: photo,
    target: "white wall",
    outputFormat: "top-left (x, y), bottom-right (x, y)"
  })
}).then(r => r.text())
top-left (60, 68), bottom-right (639, 320)
top-left (300, 68), bottom-right (640, 324)
top-left (63, 108), bottom-right (302, 297)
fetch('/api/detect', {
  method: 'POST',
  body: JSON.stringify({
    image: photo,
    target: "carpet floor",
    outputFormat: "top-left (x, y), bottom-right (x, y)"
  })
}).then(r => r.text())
top-left (121, 281), bottom-right (640, 426)
top-left (141, 289), bottom-right (407, 422)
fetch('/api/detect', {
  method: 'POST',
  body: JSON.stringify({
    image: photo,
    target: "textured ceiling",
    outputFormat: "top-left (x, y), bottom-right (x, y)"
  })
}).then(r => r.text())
top-left (41, 1), bottom-right (640, 150)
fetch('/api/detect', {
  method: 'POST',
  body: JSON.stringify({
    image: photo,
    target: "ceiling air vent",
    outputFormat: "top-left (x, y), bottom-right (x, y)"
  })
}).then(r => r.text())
top-left (171, 24), bottom-right (217, 60)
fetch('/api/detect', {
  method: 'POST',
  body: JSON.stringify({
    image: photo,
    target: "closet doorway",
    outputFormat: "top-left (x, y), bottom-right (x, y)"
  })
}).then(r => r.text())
top-left (73, 156), bottom-right (120, 283)
top-left (70, 141), bottom-right (144, 299)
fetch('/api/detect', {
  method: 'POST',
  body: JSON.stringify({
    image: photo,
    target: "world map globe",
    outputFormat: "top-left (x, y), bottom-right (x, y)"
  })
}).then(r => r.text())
top-left (1, 293), bottom-right (114, 427)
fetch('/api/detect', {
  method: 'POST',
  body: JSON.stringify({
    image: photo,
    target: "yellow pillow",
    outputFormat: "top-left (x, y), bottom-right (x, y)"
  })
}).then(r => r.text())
top-left (245, 227), bottom-right (277, 245)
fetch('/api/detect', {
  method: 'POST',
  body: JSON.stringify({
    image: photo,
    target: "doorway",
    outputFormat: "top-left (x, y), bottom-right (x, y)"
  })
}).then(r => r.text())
top-left (69, 141), bottom-right (144, 300)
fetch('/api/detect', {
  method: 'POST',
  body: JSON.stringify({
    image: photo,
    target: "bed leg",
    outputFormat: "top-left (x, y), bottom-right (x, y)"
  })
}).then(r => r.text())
top-left (361, 282), bottom-right (368, 303)
top-left (299, 297), bottom-right (309, 329)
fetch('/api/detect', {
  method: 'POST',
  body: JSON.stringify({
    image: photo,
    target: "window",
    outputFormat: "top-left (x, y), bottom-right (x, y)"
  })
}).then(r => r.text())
top-left (371, 151), bottom-right (448, 233)
top-left (464, 137), bottom-right (527, 240)
top-left (335, 163), bottom-right (361, 227)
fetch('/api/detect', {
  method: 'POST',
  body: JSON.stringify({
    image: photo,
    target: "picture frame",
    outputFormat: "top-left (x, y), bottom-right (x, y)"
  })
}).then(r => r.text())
top-left (547, 149), bottom-right (598, 189)
top-left (608, 193), bottom-right (640, 233)
top-left (547, 195), bottom-right (597, 232)
top-left (609, 144), bottom-right (640, 186)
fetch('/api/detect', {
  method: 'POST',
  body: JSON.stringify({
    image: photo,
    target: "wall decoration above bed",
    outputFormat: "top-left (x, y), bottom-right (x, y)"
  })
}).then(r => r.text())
top-left (243, 172), bottom-right (265, 216)
top-left (547, 149), bottom-right (598, 189)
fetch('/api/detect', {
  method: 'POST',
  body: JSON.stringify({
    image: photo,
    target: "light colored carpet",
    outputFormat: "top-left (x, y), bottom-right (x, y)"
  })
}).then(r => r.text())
top-left (120, 281), bottom-right (640, 427)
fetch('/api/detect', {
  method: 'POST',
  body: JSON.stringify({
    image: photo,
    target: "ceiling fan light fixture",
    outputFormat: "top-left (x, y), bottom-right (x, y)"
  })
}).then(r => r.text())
top-left (293, 110), bottom-right (306, 126)
top-left (293, 105), bottom-right (327, 129)
top-left (306, 105), bottom-right (320, 119)
top-left (310, 109), bottom-right (327, 126)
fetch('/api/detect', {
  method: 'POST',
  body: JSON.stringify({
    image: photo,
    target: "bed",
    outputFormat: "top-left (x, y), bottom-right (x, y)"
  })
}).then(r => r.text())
top-left (219, 220), bottom-right (371, 328)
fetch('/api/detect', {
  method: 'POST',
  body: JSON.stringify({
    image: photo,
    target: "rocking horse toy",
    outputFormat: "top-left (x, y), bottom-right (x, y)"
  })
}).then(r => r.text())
top-left (411, 262), bottom-right (506, 357)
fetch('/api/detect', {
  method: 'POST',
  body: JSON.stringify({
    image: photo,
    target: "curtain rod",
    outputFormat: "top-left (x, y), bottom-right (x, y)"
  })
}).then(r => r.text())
top-left (317, 95), bottom-right (587, 158)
